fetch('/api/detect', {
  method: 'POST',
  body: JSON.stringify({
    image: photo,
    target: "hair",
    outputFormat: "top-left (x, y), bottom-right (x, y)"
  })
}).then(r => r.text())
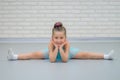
top-left (52, 22), bottom-right (66, 37)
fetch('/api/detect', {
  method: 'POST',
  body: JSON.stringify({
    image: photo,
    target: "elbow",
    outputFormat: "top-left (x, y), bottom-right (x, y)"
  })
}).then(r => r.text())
top-left (62, 56), bottom-right (69, 63)
top-left (49, 55), bottom-right (56, 63)
top-left (62, 60), bottom-right (68, 63)
top-left (49, 59), bottom-right (56, 63)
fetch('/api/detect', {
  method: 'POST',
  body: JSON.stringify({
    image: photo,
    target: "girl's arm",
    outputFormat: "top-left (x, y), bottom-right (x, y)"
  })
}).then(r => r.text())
top-left (59, 41), bottom-right (70, 62)
top-left (48, 41), bottom-right (58, 62)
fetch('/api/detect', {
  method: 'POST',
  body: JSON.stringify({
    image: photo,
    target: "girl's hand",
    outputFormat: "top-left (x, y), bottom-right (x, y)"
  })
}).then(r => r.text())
top-left (48, 40), bottom-right (58, 51)
top-left (48, 40), bottom-right (54, 50)
top-left (59, 40), bottom-right (67, 49)
top-left (51, 40), bottom-right (58, 49)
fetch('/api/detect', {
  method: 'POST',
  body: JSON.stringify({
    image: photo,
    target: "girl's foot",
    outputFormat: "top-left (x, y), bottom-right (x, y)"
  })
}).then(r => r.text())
top-left (7, 48), bottom-right (18, 60)
top-left (104, 49), bottom-right (114, 60)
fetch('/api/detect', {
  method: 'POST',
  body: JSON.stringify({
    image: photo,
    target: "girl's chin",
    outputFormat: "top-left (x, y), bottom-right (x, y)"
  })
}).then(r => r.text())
top-left (57, 45), bottom-right (61, 47)
top-left (58, 45), bottom-right (60, 47)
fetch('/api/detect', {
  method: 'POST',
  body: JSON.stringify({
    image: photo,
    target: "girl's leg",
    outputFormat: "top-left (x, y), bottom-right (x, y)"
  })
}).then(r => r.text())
top-left (8, 48), bottom-right (45, 60)
top-left (73, 50), bottom-right (114, 60)
top-left (73, 52), bottom-right (104, 59)
top-left (18, 51), bottom-right (44, 60)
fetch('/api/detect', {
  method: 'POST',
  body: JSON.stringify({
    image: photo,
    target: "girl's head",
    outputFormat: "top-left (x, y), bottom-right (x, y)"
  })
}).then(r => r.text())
top-left (52, 22), bottom-right (66, 46)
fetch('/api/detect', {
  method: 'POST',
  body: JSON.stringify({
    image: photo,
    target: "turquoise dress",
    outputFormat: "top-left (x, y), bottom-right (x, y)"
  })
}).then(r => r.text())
top-left (56, 50), bottom-right (62, 61)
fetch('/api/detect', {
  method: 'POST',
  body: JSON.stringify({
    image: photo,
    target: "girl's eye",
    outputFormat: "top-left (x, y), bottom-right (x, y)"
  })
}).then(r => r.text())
top-left (55, 37), bottom-right (58, 39)
top-left (60, 37), bottom-right (63, 39)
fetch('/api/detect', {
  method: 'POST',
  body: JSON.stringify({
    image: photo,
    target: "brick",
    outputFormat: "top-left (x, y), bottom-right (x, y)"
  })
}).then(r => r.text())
top-left (0, 0), bottom-right (120, 38)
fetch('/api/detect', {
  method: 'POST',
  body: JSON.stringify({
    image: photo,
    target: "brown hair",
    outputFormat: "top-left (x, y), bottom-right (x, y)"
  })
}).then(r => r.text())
top-left (52, 22), bottom-right (66, 37)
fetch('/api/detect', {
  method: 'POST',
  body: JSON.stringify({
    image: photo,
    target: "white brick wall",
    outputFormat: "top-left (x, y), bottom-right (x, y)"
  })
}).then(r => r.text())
top-left (0, 0), bottom-right (120, 38)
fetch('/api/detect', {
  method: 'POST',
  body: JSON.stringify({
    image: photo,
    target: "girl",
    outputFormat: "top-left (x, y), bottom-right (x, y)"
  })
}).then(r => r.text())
top-left (7, 22), bottom-right (114, 62)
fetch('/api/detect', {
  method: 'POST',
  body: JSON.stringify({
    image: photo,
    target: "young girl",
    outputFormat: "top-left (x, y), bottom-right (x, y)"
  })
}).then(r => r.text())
top-left (7, 22), bottom-right (114, 62)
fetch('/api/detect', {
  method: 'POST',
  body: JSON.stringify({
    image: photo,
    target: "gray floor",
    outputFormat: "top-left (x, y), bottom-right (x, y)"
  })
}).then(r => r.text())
top-left (0, 41), bottom-right (120, 80)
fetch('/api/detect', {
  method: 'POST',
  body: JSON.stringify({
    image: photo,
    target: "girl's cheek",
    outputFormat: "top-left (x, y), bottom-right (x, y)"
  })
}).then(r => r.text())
top-left (64, 40), bottom-right (66, 42)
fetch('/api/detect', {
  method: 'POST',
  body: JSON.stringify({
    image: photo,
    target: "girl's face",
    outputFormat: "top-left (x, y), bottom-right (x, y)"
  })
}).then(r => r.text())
top-left (52, 31), bottom-right (66, 46)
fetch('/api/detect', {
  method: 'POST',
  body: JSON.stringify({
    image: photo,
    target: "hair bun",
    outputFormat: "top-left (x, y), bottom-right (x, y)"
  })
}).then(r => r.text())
top-left (54, 22), bottom-right (63, 28)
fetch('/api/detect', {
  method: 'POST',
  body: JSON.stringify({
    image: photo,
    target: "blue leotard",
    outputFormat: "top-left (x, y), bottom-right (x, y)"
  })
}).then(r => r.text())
top-left (42, 47), bottom-right (80, 61)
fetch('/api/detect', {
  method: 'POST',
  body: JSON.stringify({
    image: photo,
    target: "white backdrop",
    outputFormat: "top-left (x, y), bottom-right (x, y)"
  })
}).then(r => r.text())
top-left (0, 0), bottom-right (120, 38)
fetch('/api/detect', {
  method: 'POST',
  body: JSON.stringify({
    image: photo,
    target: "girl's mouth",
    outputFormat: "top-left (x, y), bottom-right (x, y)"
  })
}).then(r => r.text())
top-left (56, 43), bottom-right (62, 46)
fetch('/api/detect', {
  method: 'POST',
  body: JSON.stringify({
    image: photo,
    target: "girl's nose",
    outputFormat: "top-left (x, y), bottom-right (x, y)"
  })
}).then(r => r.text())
top-left (57, 40), bottom-right (61, 43)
